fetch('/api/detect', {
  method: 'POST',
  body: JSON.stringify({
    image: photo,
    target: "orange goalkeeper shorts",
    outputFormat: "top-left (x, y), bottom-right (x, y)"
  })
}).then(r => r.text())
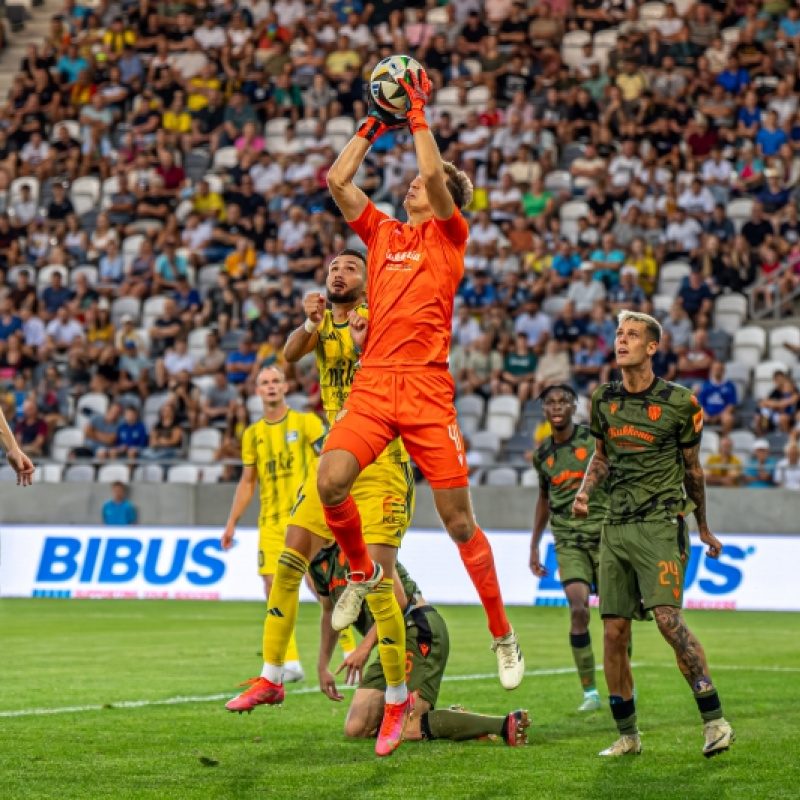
top-left (322, 368), bottom-right (469, 490)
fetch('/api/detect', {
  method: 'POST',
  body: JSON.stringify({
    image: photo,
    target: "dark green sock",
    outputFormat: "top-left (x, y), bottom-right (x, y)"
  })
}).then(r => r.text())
top-left (420, 709), bottom-right (505, 741)
top-left (693, 676), bottom-right (724, 722)
top-left (570, 631), bottom-right (596, 692)
top-left (609, 696), bottom-right (638, 736)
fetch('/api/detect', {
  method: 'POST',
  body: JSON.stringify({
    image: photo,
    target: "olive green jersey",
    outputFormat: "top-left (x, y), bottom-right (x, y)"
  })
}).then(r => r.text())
top-left (533, 424), bottom-right (608, 549)
top-left (308, 547), bottom-right (420, 638)
top-left (590, 378), bottom-right (703, 525)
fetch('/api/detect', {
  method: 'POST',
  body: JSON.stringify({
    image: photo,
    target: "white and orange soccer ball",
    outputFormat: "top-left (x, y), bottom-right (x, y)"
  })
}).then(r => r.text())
top-left (369, 55), bottom-right (425, 116)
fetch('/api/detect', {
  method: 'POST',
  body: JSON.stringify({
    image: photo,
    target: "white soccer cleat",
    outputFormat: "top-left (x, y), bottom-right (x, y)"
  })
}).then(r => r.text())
top-left (703, 718), bottom-right (735, 758)
top-left (599, 733), bottom-right (642, 757)
top-left (492, 629), bottom-right (525, 690)
top-left (331, 561), bottom-right (384, 631)
top-left (282, 660), bottom-right (305, 684)
top-left (578, 690), bottom-right (602, 712)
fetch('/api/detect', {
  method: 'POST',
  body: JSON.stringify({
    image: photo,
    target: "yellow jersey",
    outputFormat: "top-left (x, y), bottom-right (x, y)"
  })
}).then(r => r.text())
top-left (241, 409), bottom-right (326, 526)
top-left (315, 308), bottom-right (407, 464)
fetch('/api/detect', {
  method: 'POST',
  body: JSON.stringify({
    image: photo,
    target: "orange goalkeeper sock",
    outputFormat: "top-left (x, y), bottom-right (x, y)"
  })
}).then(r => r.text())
top-left (322, 495), bottom-right (373, 580)
top-left (457, 527), bottom-right (511, 639)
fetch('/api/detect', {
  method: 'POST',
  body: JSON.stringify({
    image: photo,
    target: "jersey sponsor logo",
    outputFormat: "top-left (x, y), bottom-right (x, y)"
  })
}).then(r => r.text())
top-left (382, 496), bottom-right (407, 526)
top-left (386, 249), bottom-right (421, 263)
top-left (574, 447), bottom-right (588, 461)
top-left (608, 425), bottom-right (655, 444)
top-left (693, 410), bottom-right (704, 433)
top-left (648, 405), bottom-right (662, 421)
top-left (552, 470), bottom-right (585, 487)
top-left (286, 430), bottom-right (298, 443)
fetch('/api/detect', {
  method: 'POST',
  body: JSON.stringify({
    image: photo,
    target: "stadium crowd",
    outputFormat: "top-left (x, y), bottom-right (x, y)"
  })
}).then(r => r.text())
top-left (2, 0), bottom-right (800, 487)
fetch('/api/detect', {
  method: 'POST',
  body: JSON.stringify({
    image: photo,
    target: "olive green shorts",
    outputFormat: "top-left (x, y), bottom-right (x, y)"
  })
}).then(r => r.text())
top-left (599, 516), bottom-right (690, 619)
top-left (556, 544), bottom-right (600, 592)
top-left (360, 605), bottom-right (449, 707)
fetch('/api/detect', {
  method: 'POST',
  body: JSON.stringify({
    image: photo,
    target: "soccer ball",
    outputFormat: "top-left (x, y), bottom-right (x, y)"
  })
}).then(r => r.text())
top-left (369, 55), bottom-right (425, 115)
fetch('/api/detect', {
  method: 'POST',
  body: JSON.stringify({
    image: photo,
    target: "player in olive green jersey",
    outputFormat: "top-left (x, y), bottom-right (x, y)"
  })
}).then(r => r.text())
top-left (311, 543), bottom-right (530, 747)
top-left (531, 384), bottom-right (608, 712)
top-left (574, 310), bottom-right (734, 759)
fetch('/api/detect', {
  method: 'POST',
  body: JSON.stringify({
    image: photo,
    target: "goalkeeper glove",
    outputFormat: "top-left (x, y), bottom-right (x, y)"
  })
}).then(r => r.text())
top-left (397, 69), bottom-right (432, 134)
top-left (356, 102), bottom-right (408, 144)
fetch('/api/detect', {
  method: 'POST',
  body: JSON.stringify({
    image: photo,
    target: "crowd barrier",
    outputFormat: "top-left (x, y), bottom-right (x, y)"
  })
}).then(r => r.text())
top-left (1, 526), bottom-right (796, 612)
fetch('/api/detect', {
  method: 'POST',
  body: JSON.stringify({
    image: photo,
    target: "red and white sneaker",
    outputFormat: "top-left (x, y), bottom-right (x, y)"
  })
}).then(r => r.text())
top-left (225, 677), bottom-right (285, 714)
top-left (504, 709), bottom-right (531, 746)
top-left (375, 692), bottom-right (415, 757)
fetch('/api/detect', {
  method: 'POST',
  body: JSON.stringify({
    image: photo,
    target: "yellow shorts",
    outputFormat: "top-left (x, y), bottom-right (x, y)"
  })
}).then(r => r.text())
top-left (291, 458), bottom-right (415, 549)
top-left (258, 515), bottom-right (291, 575)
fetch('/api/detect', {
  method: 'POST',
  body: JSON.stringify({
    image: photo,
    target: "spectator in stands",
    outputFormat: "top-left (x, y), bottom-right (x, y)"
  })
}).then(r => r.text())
top-left (102, 481), bottom-right (137, 525)
top-left (139, 403), bottom-right (182, 462)
top-left (534, 338), bottom-right (571, 398)
top-left (698, 360), bottom-right (738, 434)
top-left (160, 337), bottom-right (194, 380)
top-left (83, 401), bottom-right (123, 460)
top-left (117, 340), bottom-right (150, 398)
top-left (453, 306), bottom-right (483, 349)
top-left (460, 334), bottom-right (502, 400)
top-left (608, 266), bottom-right (647, 314)
top-left (704, 435), bottom-right (742, 487)
top-left (567, 262), bottom-right (606, 316)
top-left (552, 301), bottom-right (586, 353)
top-left (676, 328), bottom-right (714, 388)
top-left (744, 439), bottom-right (777, 488)
top-left (226, 334), bottom-right (256, 385)
top-left (149, 298), bottom-right (182, 358)
top-left (497, 332), bottom-right (537, 403)
top-left (203, 369), bottom-right (239, 429)
top-left (194, 332), bottom-right (226, 377)
top-left (215, 402), bottom-right (249, 481)
top-left (41, 271), bottom-right (73, 320)
top-left (514, 298), bottom-right (551, 352)
top-left (774, 441), bottom-right (800, 490)
top-left (572, 332), bottom-right (604, 395)
top-left (754, 370), bottom-right (799, 435)
top-left (36, 365), bottom-right (69, 432)
top-left (677, 267), bottom-right (714, 323)
top-left (110, 405), bottom-right (148, 460)
top-left (14, 399), bottom-right (48, 457)
top-left (46, 306), bottom-right (84, 354)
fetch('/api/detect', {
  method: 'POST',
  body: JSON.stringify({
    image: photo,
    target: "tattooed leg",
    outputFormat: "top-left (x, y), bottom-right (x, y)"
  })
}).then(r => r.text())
top-left (652, 606), bottom-right (710, 686)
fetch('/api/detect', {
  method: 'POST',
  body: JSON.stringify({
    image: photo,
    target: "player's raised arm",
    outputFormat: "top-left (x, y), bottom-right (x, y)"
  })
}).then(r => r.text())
top-left (284, 292), bottom-right (326, 362)
top-left (398, 71), bottom-right (453, 220)
top-left (327, 103), bottom-right (407, 222)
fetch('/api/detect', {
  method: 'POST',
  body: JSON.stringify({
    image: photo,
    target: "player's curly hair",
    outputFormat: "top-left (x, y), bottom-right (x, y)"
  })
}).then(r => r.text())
top-left (443, 162), bottom-right (473, 210)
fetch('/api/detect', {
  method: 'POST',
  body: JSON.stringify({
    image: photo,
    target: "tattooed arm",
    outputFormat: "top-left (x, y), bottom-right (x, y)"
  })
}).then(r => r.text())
top-left (573, 439), bottom-right (610, 518)
top-left (682, 442), bottom-right (723, 559)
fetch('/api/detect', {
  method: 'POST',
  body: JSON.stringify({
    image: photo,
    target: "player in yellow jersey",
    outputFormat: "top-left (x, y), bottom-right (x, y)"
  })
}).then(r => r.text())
top-left (224, 251), bottom-right (417, 758)
top-left (221, 365), bottom-right (326, 684)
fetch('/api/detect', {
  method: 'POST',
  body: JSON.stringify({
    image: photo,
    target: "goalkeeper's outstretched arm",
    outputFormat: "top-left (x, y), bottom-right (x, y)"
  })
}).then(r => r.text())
top-left (326, 136), bottom-right (371, 222)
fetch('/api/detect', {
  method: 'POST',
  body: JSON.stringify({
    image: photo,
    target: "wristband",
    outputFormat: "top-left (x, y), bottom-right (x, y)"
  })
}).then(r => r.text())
top-left (407, 108), bottom-right (430, 134)
top-left (304, 318), bottom-right (321, 334)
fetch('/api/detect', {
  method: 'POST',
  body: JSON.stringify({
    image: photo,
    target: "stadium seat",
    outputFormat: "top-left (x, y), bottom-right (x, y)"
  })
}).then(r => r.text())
top-left (769, 326), bottom-right (800, 368)
top-left (295, 118), bottom-right (318, 137)
top-left (560, 200), bottom-right (589, 223)
top-left (122, 234), bottom-right (145, 258)
top-left (639, 1), bottom-right (666, 26)
top-left (213, 147), bottom-right (239, 172)
top-left (470, 430), bottom-right (500, 463)
top-left (143, 392), bottom-right (172, 420)
top-left (469, 467), bottom-right (485, 487)
top-left (561, 30), bottom-right (591, 68)
top-left (466, 85), bottom-right (490, 106)
top-left (434, 86), bottom-right (459, 107)
top-left (198, 264), bottom-right (221, 298)
top-left (52, 427), bottom-right (85, 462)
top-left (543, 296), bottom-right (568, 317)
top-left (51, 121), bottom-right (80, 143)
top-left (188, 327), bottom-right (211, 360)
top-left (188, 446), bottom-right (216, 463)
top-left (505, 432), bottom-right (531, 463)
top-left (558, 142), bottom-right (586, 171)
top-left (200, 464), bottom-right (225, 483)
top-left (265, 118), bottom-right (290, 138)
top-left (726, 198), bottom-right (753, 233)
top-left (201, 173), bottom-right (224, 195)
top-left (190, 428), bottom-right (222, 450)
top-left (37, 264), bottom-right (68, 292)
top-left (721, 26), bottom-right (740, 47)
top-left (285, 393), bottom-right (308, 411)
top-left (658, 262), bottom-right (691, 297)
top-left (247, 394), bottom-right (263, 422)
top-left (520, 468), bottom-right (539, 487)
top-left (487, 396), bottom-right (521, 423)
top-left (127, 219), bottom-right (164, 235)
top-left (724, 361), bottom-right (752, 399)
top-left (326, 116), bottom-right (356, 137)
top-left (754, 361), bottom-right (787, 399)
top-left (766, 430), bottom-right (789, 456)
top-left (132, 464), bottom-right (165, 483)
top-left (72, 194), bottom-right (96, 217)
top-left (0, 465), bottom-right (18, 482)
top-left (72, 265), bottom-right (99, 288)
top-left (39, 463), bottom-right (64, 483)
top-left (111, 296), bottom-right (142, 328)
top-left (459, 414), bottom-right (479, 436)
top-left (65, 464), bottom-right (96, 482)
top-left (455, 394), bottom-right (485, 421)
top-left (97, 464), bottom-right (131, 483)
top-left (544, 170), bottom-right (572, 194)
top-left (374, 202), bottom-right (395, 217)
top-left (486, 467), bottom-right (518, 487)
top-left (71, 176), bottom-right (101, 206)
top-left (700, 430), bottom-right (719, 455)
top-left (142, 296), bottom-right (167, 330)
top-left (77, 393), bottom-right (109, 420)
top-left (733, 326), bottom-right (767, 367)
top-left (652, 293), bottom-right (674, 318)
top-left (167, 464), bottom-right (200, 484)
top-left (463, 58), bottom-right (482, 77)
top-left (487, 396), bottom-right (521, 441)
top-left (729, 429), bottom-right (756, 458)
top-left (10, 177), bottom-right (39, 205)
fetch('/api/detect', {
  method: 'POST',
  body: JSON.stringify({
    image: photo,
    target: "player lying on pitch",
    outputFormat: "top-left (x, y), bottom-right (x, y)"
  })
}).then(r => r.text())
top-left (321, 66), bottom-right (524, 736)
top-left (225, 250), bottom-right (421, 757)
top-left (312, 542), bottom-right (530, 748)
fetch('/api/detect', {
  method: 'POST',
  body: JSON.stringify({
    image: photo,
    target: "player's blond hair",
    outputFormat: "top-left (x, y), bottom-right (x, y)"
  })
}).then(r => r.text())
top-left (617, 310), bottom-right (662, 344)
top-left (443, 161), bottom-right (473, 209)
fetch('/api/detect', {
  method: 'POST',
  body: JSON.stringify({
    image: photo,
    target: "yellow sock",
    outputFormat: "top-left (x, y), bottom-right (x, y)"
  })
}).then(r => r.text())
top-left (339, 626), bottom-right (357, 655)
top-left (262, 548), bottom-right (308, 667)
top-left (365, 578), bottom-right (406, 687)
top-left (285, 629), bottom-right (300, 663)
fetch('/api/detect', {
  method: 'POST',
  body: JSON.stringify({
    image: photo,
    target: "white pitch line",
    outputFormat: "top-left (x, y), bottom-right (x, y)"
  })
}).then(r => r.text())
top-left (2, 661), bottom-right (794, 719)
top-left (0, 665), bottom-right (598, 719)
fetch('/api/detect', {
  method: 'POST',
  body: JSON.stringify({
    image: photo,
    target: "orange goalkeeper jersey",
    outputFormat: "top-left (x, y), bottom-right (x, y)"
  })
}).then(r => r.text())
top-left (348, 201), bottom-right (469, 369)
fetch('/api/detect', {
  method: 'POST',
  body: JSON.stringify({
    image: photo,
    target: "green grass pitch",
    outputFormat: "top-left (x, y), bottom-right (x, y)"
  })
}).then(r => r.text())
top-left (2, 599), bottom-right (800, 799)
